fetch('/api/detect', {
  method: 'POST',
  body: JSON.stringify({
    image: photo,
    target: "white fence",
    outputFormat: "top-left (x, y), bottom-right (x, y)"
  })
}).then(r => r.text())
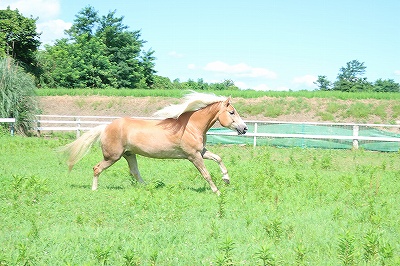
top-left (0, 118), bottom-right (16, 136)
top-left (34, 115), bottom-right (400, 149)
top-left (209, 120), bottom-right (400, 149)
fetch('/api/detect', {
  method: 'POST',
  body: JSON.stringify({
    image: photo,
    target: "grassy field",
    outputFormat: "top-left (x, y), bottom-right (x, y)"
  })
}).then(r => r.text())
top-left (1, 133), bottom-right (400, 265)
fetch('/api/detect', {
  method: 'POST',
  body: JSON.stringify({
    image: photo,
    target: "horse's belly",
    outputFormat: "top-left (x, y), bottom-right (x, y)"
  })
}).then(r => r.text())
top-left (126, 133), bottom-right (187, 159)
top-left (129, 144), bottom-right (186, 159)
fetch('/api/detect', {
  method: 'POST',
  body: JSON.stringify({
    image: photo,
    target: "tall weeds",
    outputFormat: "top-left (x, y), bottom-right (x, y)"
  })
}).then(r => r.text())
top-left (0, 57), bottom-right (39, 134)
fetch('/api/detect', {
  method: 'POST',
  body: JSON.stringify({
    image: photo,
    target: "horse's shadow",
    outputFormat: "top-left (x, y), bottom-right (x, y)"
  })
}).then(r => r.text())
top-left (70, 182), bottom-right (210, 193)
top-left (70, 184), bottom-right (91, 190)
top-left (188, 185), bottom-right (208, 194)
top-left (70, 184), bottom-right (124, 190)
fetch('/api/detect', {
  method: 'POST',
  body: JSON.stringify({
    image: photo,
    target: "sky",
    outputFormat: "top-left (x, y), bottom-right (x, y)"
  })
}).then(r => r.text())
top-left (1, 0), bottom-right (399, 91)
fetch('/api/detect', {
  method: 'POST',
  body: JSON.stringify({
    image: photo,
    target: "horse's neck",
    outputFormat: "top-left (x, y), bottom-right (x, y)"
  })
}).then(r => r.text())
top-left (189, 102), bottom-right (221, 133)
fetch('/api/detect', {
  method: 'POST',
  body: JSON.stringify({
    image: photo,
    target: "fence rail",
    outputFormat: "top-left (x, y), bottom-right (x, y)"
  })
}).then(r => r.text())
top-left (34, 115), bottom-right (400, 149)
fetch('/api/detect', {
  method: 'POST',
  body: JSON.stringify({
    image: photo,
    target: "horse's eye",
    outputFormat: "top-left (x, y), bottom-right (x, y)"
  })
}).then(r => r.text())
top-left (229, 110), bottom-right (235, 115)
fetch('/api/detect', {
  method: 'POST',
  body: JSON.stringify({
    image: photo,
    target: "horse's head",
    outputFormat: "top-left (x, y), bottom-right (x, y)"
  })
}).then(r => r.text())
top-left (218, 98), bottom-right (248, 135)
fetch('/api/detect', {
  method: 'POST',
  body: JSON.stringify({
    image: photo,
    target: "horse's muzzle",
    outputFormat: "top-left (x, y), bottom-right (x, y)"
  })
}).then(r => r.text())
top-left (237, 125), bottom-right (248, 135)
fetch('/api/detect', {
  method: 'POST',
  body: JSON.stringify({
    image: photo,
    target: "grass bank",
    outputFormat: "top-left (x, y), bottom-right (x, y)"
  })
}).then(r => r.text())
top-left (1, 134), bottom-right (399, 265)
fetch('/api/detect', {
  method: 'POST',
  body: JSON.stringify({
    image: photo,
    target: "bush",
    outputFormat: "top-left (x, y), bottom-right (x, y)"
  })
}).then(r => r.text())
top-left (0, 57), bottom-right (39, 134)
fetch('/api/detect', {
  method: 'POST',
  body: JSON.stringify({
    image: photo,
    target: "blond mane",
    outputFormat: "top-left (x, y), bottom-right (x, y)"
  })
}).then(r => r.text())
top-left (153, 92), bottom-right (227, 119)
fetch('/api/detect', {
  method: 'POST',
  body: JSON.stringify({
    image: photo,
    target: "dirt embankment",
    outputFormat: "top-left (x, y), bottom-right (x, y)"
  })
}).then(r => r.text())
top-left (38, 95), bottom-right (400, 124)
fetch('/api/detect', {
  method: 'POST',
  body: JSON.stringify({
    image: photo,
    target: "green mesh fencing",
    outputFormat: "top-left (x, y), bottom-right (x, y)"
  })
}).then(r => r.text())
top-left (207, 123), bottom-right (400, 152)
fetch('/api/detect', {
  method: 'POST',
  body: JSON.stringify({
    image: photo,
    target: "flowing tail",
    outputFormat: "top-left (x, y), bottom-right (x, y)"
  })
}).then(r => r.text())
top-left (59, 124), bottom-right (107, 171)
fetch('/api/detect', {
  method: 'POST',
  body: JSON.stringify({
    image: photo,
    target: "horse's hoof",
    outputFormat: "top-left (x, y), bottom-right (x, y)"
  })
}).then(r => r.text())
top-left (222, 173), bottom-right (230, 184)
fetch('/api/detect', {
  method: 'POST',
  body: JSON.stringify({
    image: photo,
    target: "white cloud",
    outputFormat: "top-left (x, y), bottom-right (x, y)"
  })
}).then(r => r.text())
top-left (395, 70), bottom-right (400, 76)
top-left (234, 81), bottom-right (248, 89)
top-left (204, 61), bottom-right (277, 79)
top-left (1, 0), bottom-right (71, 45)
top-left (1, 0), bottom-right (60, 20)
top-left (168, 51), bottom-right (184, 58)
top-left (37, 19), bottom-right (71, 45)
top-left (292, 74), bottom-right (317, 88)
top-left (187, 64), bottom-right (196, 70)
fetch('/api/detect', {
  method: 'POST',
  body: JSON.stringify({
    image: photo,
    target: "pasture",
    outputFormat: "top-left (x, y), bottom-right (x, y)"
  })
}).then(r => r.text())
top-left (1, 133), bottom-right (400, 265)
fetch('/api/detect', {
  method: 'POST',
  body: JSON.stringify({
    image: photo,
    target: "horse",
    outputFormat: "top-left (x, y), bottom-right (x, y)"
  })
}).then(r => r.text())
top-left (60, 92), bottom-right (248, 195)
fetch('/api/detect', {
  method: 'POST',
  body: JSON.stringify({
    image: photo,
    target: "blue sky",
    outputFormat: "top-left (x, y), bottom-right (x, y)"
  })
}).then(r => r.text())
top-left (1, 0), bottom-right (399, 91)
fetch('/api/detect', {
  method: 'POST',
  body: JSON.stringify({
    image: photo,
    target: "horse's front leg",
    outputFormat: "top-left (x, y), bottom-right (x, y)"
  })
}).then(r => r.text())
top-left (189, 153), bottom-right (220, 196)
top-left (202, 148), bottom-right (230, 184)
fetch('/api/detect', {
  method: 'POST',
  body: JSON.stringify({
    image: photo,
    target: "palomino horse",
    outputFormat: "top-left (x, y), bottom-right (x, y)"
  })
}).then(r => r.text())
top-left (61, 92), bottom-right (247, 195)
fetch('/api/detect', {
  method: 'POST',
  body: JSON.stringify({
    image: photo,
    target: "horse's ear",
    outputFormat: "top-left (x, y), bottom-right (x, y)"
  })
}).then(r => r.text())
top-left (224, 97), bottom-right (232, 106)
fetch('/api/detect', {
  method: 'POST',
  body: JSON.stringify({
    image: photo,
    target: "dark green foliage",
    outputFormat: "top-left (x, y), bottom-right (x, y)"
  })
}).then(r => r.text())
top-left (316, 60), bottom-right (400, 93)
top-left (140, 49), bottom-right (157, 88)
top-left (39, 6), bottom-right (154, 89)
top-left (0, 7), bottom-right (41, 74)
top-left (152, 77), bottom-right (240, 91)
top-left (374, 78), bottom-right (400, 92)
top-left (333, 77), bottom-right (373, 92)
top-left (337, 60), bottom-right (366, 81)
top-left (333, 60), bottom-right (371, 92)
top-left (313, 75), bottom-right (332, 91)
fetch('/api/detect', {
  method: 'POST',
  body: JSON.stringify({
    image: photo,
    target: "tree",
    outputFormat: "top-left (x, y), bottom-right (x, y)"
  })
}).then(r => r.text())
top-left (140, 49), bottom-right (157, 87)
top-left (313, 75), bottom-right (332, 91)
top-left (333, 60), bottom-right (371, 92)
top-left (0, 7), bottom-right (41, 73)
top-left (65, 6), bottom-right (99, 39)
top-left (373, 79), bottom-right (400, 92)
top-left (96, 9), bottom-right (145, 88)
top-left (337, 60), bottom-right (366, 82)
top-left (153, 75), bottom-right (175, 90)
top-left (315, 60), bottom-right (400, 93)
top-left (40, 6), bottom-right (152, 89)
top-left (210, 79), bottom-right (239, 90)
top-left (38, 39), bottom-right (82, 88)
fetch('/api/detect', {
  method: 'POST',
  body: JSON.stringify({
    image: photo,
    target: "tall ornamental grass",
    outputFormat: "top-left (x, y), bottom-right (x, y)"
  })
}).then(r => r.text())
top-left (0, 57), bottom-right (39, 134)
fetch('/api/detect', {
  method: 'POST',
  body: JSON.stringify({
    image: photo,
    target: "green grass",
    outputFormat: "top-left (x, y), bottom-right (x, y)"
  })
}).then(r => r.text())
top-left (35, 88), bottom-right (400, 100)
top-left (1, 134), bottom-right (400, 265)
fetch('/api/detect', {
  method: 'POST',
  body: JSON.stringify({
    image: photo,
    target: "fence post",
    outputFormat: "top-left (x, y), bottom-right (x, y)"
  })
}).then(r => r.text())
top-left (36, 118), bottom-right (41, 137)
top-left (253, 122), bottom-right (258, 147)
top-left (352, 125), bottom-right (359, 149)
top-left (76, 117), bottom-right (81, 138)
top-left (10, 121), bottom-right (14, 136)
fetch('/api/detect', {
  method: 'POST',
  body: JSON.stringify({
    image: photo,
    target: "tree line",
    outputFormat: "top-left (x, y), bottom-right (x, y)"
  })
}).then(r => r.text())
top-left (1, 6), bottom-right (158, 89)
top-left (0, 6), bottom-right (239, 91)
top-left (314, 60), bottom-right (400, 92)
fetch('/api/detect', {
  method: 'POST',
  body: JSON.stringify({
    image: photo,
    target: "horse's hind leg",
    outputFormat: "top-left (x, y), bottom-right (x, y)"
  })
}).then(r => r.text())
top-left (202, 148), bottom-right (230, 184)
top-left (123, 153), bottom-right (144, 183)
top-left (92, 157), bottom-right (119, 190)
